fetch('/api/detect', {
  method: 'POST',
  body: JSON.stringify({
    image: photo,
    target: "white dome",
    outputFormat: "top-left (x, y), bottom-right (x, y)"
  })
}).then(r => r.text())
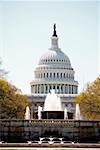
top-left (38, 48), bottom-right (72, 69)
top-left (37, 34), bottom-right (72, 69)
top-left (31, 25), bottom-right (78, 95)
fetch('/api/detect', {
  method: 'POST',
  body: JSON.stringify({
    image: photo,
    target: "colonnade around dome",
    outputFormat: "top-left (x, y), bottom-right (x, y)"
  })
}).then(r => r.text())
top-left (34, 71), bottom-right (74, 80)
top-left (31, 84), bottom-right (78, 94)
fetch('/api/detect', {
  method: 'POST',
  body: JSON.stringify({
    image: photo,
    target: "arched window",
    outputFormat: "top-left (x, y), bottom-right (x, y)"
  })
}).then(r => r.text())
top-left (57, 73), bottom-right (59, 78)
top-left (54, 73), bottom-right (55, 78)
top-left (44, 73), bottom-right (45, 78)
top-left (50, 73), bottom-right (52, 78)
top-left (41, 73), bottom-right (42, 78)
top-left (64, 73), bottom-right (65, 78)
top-left (47, 73), bottom-right (48, 78)
top-left (60, 73), bottom-right (62, 78)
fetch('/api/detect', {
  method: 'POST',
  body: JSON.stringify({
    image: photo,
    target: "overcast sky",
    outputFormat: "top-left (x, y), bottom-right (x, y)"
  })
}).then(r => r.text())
top-left (0, 0), bottom-right (99, 94)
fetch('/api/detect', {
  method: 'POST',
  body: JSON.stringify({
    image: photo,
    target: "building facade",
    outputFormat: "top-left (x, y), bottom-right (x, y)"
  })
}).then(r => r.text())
top-left (29, 25), bottom-right (78, 119)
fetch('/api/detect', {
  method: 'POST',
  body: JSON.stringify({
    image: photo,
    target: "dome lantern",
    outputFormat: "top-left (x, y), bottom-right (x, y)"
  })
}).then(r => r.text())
top-left (51, 24), bottom-right (59, 50)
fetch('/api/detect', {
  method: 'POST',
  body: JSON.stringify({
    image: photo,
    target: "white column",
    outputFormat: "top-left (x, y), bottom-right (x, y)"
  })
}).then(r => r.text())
top-left (33, 85), bottom-right (35, 93)
top-left (67, 85), bottom-right (69, 94)
top-left (41, 85), bottom-right (43, 93)
top-left (61, 85), bottom-right (62, 93)
top-left (76, 86), bottom-right (78, 94)
top-left (59, 85), bottom-right (61, 94)
top-left (70, 85), bottom-right (72, 94)
top-left (40, 84), bottom-right (42, 93)
top-left (49, 85), bottom-right (51, 91)
top-left (41, 85), bottom-right (42, 93)
top-left (39, 85), bottom-right (41, 93)
top-left (36, 85), bottom-right (38, 93)
top-left (44, 85), bottom-right (46, 93)
top-left (43, 85), bottom-right (44, 93)
top-left (37, 85), bottom-right (39, 93)
top-left (43, 84), bottom-right (45, 93)
top-left (47, 84), bottom-right (49, 93)
top-left (39, 85), bottom-right (40, 93)
top-left (35, 85), bottom-right (36, 93)
top-left (55, 84), bottom-right (56, 93)
top-left (38, 85), bottom-right (39, 93)
top-left (34, 85), bottom-right (36, 93)
top-left (51, 84), bottom-right (53, 90)
top-left (72, 85), bottom-right (74, 94)
top-left (63, 84), bottom-right (65, 94)
top-left (64, 84), bottom-right (66, 94)
top-left (65, 85), bottom-right (66, 94)
top-left (62, 85), bottom-right (63, 93)
top-left (31, 86), bottom-right (32, 93)
top-left (66, 85), bottom-right (68, 94)
top-left (72, 85), bottom-right (73, 94)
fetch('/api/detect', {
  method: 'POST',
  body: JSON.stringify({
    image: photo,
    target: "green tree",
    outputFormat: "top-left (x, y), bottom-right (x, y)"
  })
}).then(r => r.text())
top-left (75, 77), bottom-right (100, 120)
top-left (0, 79), bottom-right (28, 119)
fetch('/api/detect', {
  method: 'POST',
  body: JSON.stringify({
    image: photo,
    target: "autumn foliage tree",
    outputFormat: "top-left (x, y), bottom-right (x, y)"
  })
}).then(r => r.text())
top-left (75, 77), bottom-right (100, 120)
top-left (0, 79), bottom-right (29, 119)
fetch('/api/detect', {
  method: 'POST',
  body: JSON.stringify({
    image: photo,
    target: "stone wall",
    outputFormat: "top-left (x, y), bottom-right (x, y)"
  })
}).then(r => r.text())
top-left (0, 119), bottom-right (99, 142)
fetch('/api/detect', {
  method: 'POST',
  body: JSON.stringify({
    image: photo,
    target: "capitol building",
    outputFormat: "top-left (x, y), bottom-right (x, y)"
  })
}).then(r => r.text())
top-left (29, 25), bottom-right (78, 119)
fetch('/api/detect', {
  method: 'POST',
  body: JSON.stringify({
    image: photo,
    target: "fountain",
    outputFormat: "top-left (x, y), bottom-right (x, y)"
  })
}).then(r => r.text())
top-left (48, 137), bottom-right (54, 144)
top-left (33, 90), bottom-right (81, 120)
top-left (44, 89), bottom-right (62, 111)
top-left (40, 89), bottom-right (64, 119)
top-left (38, 106), bottom-right (42, 120)
top-left (59, 138), bottom-right (64, 144)
top-left (74, 104), bottom-right (82, 120)
top-left (25, 106), bottom-right (30, 120)
top-left (38, 137), bottom-right (44, 144)
top-left (27, 141), bottom-right (32, 144)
